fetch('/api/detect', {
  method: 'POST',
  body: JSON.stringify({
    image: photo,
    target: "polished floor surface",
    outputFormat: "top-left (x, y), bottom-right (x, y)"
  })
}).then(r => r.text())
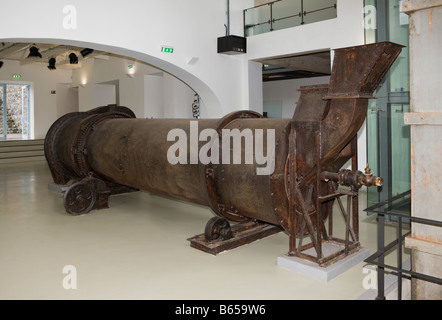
top-left (0, 161), bottom-right (409, 300)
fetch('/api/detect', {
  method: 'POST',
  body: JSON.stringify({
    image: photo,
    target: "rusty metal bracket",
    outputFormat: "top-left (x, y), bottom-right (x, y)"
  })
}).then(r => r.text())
top-left (44, 112), bottom-right (84, 184)
top-left (63, 176), bottom-right (110, 215)
top-left (188, 219), bottom-right (282, 255)
top-left (204, 110), bottom-right (262, 222)
top-left (71, 111), bottom-right (136, 178)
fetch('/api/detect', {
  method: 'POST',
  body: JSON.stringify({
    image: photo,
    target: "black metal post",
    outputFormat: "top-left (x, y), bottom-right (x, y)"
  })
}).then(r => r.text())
top-left (376, 210), bottom-right (386, 300)
top-left (316, 131), bottom-right (322, 259)
top-left (364, 206), bottom-right (442, 299)
top-left (301, 0), bottom-right (305, 25)
top-left (397, 215), bottom-right (403, 300)
top-left (243, 9), bottom-right (246, 37)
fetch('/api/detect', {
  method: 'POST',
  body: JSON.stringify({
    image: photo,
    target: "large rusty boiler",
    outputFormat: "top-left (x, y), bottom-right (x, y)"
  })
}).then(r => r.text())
top-left (45, 42), bottom-right (402, 266)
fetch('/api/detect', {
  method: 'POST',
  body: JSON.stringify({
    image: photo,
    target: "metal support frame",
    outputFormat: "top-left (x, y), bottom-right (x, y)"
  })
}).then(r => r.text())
top-left (288, 130), bottom-right (361, 267)
top-left (188, 220), bottom-right (282, 255)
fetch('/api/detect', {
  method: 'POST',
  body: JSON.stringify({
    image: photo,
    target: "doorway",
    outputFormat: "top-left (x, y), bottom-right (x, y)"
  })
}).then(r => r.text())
top-left (0, 83), bottom-right (31, 140)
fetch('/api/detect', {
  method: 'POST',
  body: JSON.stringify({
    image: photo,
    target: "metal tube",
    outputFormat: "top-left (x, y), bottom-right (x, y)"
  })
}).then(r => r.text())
top-left (45, 42), bottom-right (402, 261)
top-left (376, 211), bottom-right (386, 300)
top-left (226, 0), bottom-right (230, 36)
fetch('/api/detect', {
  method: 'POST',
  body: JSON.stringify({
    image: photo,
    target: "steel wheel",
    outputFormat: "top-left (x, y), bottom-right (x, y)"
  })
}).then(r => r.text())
top-left (63, 181), bottom-right (97, 215)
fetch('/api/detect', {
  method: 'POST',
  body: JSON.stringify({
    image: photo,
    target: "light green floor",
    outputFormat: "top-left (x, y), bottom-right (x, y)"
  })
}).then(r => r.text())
top-left (0, 161), bottom-right (409, 299)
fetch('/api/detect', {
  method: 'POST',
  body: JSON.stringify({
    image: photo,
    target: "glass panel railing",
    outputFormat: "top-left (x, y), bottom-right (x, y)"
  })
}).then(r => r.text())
top-left (366, 99), bottom-right (379, 208)
top-left (244, 3), bottom-right (272, 37)
top-left (364, 0), bottom-right (411, 213)
top-left (272, 0), bottom-right (302, 32)
top-left (391, 102), bottom-right (410, 197)
top-left (303, 0), bottom-right (338, 25)
top-left (244, 0), bottom-right (337, 37)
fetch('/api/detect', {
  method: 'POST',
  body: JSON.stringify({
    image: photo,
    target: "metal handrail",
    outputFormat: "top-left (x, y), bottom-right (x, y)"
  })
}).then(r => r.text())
top-left (243, 0), bottom-right (283, 11)
top-left (364, 193), bottom-right (442, 300)
top-left (243, 0), bottom-right (337, 36)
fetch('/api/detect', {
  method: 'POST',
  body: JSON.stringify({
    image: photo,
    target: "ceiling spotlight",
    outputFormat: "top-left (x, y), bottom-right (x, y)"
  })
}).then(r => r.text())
top-left (48, 57), bottom-right (56, 70)
top-left (80, 48), bottom-right (94, 58)
top-left (28, 46), bottom-right (42, 58)
top-left (0, 61), bottom-right (3, 69)
top-left (69, 53), bottom-right (78, 64)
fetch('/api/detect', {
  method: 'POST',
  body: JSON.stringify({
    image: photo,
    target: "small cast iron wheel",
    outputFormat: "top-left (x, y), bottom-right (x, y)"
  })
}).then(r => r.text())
top-left (63, 181), bottom-right (97, 215)
top-left (204, 217), bottom-right (233, 242)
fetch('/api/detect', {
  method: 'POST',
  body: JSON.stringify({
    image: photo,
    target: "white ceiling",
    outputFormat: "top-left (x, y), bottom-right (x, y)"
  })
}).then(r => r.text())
top-left (258, 50), bottom-right (331, 81)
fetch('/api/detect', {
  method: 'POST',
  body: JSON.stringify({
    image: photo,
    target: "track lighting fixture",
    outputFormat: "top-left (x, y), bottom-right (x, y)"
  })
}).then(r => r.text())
top-left (28, 46), bottom-right (42, 58)
top-left (69, 53), bottom-right (78, 64)
top-left (80, 48), bottom-right (94, 58)
top-left (48, 57), bottom-right (56, 70)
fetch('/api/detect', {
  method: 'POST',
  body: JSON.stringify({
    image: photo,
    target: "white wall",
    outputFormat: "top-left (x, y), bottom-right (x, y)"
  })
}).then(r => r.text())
top-left (0, 60), bottom-right (73, 139)
top-left (144, 74), bottom-right (164, 118)
top-left (93, 83), bottom-right (116, 107)
top-left (73, 56), bottom-right (153, 116)
top-left (263, 76), bottom-right (331, 118)
top-left (162, 73), bottom-right (197, 119)
top-left (56, 83), bottom-right (79, 118)
top-left (72, 55), bottom-right (198, 119)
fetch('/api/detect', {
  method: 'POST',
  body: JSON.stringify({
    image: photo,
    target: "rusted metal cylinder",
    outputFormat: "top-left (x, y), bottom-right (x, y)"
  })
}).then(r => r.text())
top-left (48, 109), bottom-right (288, 225)
top-left (45, 42), bottom-right (403, 235)
top-left (87, 118), bottom-right (220, 207)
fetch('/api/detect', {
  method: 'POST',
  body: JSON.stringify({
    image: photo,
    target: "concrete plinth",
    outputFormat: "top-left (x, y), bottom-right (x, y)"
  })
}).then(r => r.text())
top-left (277, 244), bottom-right (370, 282)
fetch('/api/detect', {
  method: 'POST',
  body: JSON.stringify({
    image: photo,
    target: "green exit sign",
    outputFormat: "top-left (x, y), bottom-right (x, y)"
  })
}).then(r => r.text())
top-left (161, 46), bottom-right (174, 53)
top-left (13, 74), bottom-right (21, 79)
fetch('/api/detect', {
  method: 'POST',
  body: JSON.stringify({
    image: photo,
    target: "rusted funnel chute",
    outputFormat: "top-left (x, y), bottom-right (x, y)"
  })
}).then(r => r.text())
top-left (45, 42), bottom-right (402, 264)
